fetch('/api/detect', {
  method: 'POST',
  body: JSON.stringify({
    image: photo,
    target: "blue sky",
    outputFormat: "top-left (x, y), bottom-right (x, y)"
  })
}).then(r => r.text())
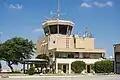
top-left (0, 0), bottom-right (120, 59)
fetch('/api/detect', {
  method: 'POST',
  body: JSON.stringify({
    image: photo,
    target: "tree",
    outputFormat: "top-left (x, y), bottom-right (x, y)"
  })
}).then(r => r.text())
top-left (0, 37), bottom-right (35, 72)
top-left (71, 61), bottom-right (86, 73)
top-left (36, 54), bottom-right (50, 62)
top-left (93, 60), bottom-right (114, 74)
top-left (36, 54), bottom-right (50, 73)
top-left (36, 54), bottom-right (50, 67)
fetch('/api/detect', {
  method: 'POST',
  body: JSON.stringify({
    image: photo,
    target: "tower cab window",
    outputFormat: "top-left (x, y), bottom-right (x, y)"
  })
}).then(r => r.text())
top-left (49, 25), bottom-right (57, 34)
top-left (44, 27), bottom-right (49, 36)
top-left (59, 25), bottom-right (67, 35)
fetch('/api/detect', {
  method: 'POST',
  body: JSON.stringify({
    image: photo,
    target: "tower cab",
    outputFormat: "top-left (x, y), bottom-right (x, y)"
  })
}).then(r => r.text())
top-left (42, 19), bottom-right (74, 36)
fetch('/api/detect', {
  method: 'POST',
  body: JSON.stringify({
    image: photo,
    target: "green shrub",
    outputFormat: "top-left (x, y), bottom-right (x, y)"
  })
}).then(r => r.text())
top-left (27, 67), bottom-right (35, 75)
top-left (94, 60), bottom-right (114, 74)
top-left (90, 64), bottom-right (94, 70)
top-left (71, 61), bottom-right (86, 73)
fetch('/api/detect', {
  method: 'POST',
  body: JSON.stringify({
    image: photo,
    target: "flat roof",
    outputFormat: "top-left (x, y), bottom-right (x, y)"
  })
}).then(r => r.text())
top-left (113, 43), bottom-right (120, 46)
top-left (42, 20), bottom-right (74, 28)
top-left (23, 59), bottom-right (47, 62)
top-left (49, 48), bottom-right (105, 53)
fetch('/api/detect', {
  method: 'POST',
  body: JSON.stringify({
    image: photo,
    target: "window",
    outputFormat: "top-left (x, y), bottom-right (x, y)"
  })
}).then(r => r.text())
top-left (44, 27), bottom-right (49, 36)
top-left (49, 25), bottom-right (57, 34)
top-left (59, 25), bottom-right (67, 35)
top-left (116, 53), bottom-right (120, 62)
top-left (68, 53), bottom-right (74, 58)
top-left (90, 53), bottom-right (102, 59)
top-left (74, 52), bottom-right (79, 58)
top-left (68, 26), bottom-right (72, 35)
top-left (83, 53), bottom-right (90, 58)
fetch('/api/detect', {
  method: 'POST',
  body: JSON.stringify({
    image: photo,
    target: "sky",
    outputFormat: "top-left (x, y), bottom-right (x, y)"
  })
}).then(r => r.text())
top-left (0, 0), bottom-right (120, 70)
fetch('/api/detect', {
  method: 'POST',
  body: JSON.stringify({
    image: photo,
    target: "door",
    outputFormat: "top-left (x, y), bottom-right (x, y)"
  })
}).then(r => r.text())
top-left (63, 65), bottom-right (66, 73)
top-left (87, 65), bottom-right (90, 73)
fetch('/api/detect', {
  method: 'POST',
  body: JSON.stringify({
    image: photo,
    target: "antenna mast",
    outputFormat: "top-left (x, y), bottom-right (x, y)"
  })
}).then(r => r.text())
top-left (57, 0), bottom-right (60, 20)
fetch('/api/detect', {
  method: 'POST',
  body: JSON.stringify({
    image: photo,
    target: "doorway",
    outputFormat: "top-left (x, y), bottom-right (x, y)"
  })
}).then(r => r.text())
top-left (63, 65), bottom-right (67, 73)
top-left (87, 65), bottom-right (90, 73)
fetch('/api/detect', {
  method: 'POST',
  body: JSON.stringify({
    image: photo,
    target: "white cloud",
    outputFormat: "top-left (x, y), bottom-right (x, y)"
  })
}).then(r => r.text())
top-left (94, 1), bottom-right (113, 7)
top-left (106, 1), bottom-right (113, 7)
top-left (80, 2), bottom-right (92, 8)
top-left (9, 4), bottom-right (23, 9)
top-left (33, 28), bottom-right (43, 33)
top-left (80, 1), bottom-right (113, 8)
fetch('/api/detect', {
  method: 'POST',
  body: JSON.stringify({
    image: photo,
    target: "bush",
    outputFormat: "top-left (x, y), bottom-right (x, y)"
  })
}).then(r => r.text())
top-left (93, 60), bottom-right (114, 74)
top-left (27, 67), bottom-right (35, 75)
top-left (71, 61), bottom-right (86, 73)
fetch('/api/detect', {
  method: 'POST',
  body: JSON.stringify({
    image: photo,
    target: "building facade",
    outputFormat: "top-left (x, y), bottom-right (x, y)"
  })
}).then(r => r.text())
top-left (114, 44), bottom-right (120, 74)
top-left (36, 19), bottom-right (105, 74)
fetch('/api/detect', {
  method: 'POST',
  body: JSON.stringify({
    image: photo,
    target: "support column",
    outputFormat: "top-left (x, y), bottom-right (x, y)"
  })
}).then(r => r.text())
top-left (86, 64), bottom-right (87, 73)
top-left (23, 62), bottom-right (25, 74)
top-left (69, 63), bottom-right (71, 74)
top-left (57, 24), bottom-right (59, 34)
top-left (56, 63), bottom-right (58, 73)
top-left (27, 62), bottom-right (29, 70)
top-left (53, 52), bottom-right (55, 61)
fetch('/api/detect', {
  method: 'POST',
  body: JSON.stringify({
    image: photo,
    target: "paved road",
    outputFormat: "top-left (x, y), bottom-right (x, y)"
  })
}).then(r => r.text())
top-left (0, 75), bottom-right (120, 80)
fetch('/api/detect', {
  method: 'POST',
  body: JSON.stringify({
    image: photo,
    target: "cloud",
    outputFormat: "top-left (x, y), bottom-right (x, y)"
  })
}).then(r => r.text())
top-left (107, 1), bottom-right (113, 6)
top-left (9, 4), bottom-right (23, 9)
top-left (4, 1), bottom-right (23, 10)
top-left (94, 1), bottom-right (113, 7)
top-left (33, 28), bottom-right (43, 33)
top-left (80, 1), bottom-right (113, 8)
top-left (80, 2), bottom-right (92, 8)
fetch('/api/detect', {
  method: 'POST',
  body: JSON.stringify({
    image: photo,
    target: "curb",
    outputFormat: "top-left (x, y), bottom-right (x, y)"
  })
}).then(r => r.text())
top-left (0, 75), bottom-right (9, 78)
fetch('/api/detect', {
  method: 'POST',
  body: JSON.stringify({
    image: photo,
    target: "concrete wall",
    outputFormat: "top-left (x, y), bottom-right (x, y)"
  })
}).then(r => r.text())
top-left (114, 45), bottom-right (120, 52)
top-left (76, 38), bottom-right (94, 49)
top-left (36, 34), bottom-right (104, 56)
top-left (48, 34), bottom-right (94, 50)
top-left (36, 37), bottom-right (49, 55)
top-left (114, 44), bottom-right (120, 74)
top-left (48, 34), bottom-right (74, 49)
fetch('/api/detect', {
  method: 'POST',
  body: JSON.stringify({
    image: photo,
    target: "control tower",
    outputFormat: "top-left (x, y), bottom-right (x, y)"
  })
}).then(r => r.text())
top-left (36, 0), bottom-right (105, 74)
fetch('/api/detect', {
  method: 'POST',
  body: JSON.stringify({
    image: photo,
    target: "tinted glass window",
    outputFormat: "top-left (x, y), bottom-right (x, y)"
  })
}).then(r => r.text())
top-left (49, 25), bottom-right (57, 34)
top-left (59, 25), bottom-right (67, 35)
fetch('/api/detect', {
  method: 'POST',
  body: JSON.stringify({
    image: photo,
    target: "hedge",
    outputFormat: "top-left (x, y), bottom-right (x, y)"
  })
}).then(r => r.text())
top-left (27, 67), bottom-right (35, 75)
top-left (93, 60), bottom-right (114, 74)
top-left (71, 61), bottom-right (86, 73)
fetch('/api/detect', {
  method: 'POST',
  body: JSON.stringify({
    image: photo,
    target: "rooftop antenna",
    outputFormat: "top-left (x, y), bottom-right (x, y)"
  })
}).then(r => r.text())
top-left (50, 11), bottom-right (57, 20)
top-left (47, 0), bottom-right (65, 20)
top-left (83, 27), bottom-right (93, 38)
